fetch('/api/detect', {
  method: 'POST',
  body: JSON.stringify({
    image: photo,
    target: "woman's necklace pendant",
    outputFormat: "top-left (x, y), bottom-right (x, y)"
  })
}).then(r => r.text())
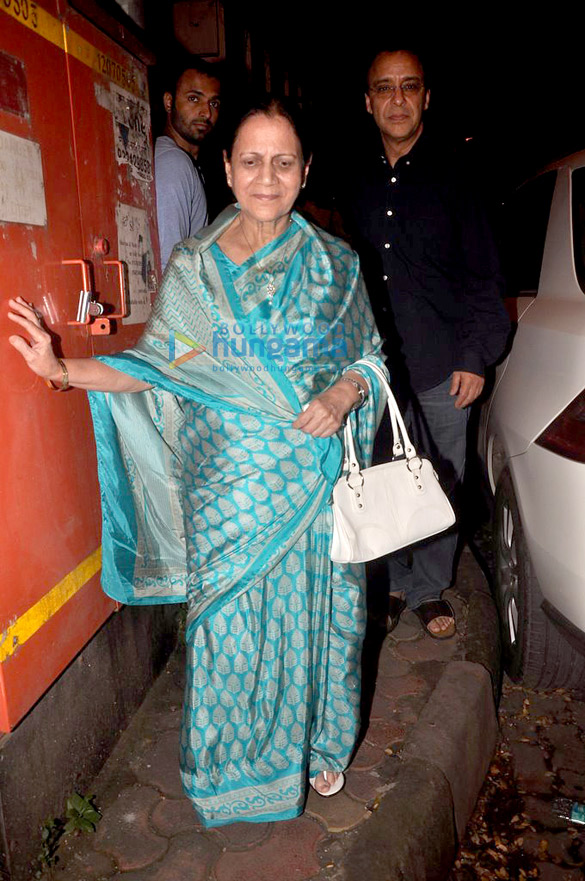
top-left (238, 216), bottom-right (292, 304)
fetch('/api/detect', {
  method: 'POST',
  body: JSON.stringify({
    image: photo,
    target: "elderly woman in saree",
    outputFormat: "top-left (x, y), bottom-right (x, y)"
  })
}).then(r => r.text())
top-left (8, 99), bottom-right (387, 827)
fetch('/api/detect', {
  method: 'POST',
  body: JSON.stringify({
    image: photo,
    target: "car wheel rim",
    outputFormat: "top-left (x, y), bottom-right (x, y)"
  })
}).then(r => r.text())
top-left (498, 501), bottom-right (519, 647)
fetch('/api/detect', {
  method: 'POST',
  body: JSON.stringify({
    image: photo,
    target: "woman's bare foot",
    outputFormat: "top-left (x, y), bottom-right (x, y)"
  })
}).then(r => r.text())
top-left (310, 770), bottom-right (345, 797)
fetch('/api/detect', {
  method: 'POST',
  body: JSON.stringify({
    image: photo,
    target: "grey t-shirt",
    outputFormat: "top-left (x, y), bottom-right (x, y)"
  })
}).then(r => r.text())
top-left (154, 135), bottom-right (208, 270)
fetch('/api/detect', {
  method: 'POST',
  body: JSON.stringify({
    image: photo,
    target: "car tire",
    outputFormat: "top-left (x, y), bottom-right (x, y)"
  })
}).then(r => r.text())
top-left (493, 467), bottom-right (585, 690)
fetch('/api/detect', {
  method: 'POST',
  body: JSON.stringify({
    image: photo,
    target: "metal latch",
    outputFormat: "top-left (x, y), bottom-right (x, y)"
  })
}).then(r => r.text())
top-left (61, 258), bottom-right (128, 334)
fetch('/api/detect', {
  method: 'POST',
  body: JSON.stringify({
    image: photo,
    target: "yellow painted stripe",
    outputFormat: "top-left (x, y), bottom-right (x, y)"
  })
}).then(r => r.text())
top-left (1, 3), bottom-right (145, 98)
top-left (0, 547), bottom-right (102, 663)
top-left (1, 0), bottom-right (64, 50)
top-left (63, 27), bottom-right (145, 98)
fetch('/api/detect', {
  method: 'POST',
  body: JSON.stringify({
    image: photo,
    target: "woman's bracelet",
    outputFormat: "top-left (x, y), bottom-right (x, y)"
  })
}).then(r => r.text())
top-left (45, 359), bottom-right (69, 392)
top-left (340, 376), bottom-right (367, 411)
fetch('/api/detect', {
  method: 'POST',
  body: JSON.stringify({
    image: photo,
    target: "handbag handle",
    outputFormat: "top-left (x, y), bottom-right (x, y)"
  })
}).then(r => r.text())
top-left (342, 359), bottom-right (419, 474)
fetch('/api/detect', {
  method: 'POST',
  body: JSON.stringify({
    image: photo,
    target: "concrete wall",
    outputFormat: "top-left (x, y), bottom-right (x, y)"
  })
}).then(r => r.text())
top-left (0, 603), bottom-right (180, 880)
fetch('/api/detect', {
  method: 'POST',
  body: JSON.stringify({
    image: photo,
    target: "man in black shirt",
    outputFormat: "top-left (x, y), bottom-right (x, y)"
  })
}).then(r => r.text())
top-left (346, 49), bottom-right (510, 637)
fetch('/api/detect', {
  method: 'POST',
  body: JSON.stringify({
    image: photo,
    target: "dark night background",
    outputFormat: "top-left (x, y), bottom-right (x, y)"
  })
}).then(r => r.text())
top-left (136, 1), bottom-right (585, 210)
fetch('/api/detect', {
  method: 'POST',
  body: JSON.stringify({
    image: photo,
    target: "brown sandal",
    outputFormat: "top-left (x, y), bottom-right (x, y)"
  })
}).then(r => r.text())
top-left (413, 599), bottom-right (456, 640)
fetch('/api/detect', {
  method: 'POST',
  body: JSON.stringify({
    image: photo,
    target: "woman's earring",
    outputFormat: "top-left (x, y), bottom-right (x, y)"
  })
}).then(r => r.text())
top-left (301, 180), bottom-right (307, 189)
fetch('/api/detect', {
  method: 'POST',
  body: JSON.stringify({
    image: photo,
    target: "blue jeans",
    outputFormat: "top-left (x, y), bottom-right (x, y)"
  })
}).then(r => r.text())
top-left (381, 378), bottom-right (469, 609)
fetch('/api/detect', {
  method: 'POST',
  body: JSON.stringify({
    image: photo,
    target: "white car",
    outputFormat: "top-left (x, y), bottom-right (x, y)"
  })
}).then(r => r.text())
top-left (479, 149), bottom-right (585, 691)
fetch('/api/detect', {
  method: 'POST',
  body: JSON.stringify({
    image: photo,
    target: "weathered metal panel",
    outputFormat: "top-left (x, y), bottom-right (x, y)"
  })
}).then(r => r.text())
top-left (0, 0), bottom-right (158, 730)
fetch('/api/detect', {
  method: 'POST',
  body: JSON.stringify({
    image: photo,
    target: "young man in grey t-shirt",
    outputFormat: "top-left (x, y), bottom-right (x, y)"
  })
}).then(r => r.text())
top-left (155, 61), bottom-right (221, 270)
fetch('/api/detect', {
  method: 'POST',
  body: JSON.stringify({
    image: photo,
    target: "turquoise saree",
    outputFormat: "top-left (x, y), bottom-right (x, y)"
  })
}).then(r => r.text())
top-left (88, 205), bottom-right (386, 826)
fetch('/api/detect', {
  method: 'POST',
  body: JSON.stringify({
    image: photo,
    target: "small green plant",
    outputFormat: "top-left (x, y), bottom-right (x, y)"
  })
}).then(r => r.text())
top-left (32, 793), bottom-right (101, 878)
top-left (36, 817), bottom-right (64, 875)
top-left (64, 792), bottom-right (101, 834)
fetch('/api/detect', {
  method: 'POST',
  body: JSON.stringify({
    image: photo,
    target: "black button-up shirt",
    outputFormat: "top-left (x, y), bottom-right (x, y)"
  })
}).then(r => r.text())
top-left (344, 132), bottom-right (510, 395)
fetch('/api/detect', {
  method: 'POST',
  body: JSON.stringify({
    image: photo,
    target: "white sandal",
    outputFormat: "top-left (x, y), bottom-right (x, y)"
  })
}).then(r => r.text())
top-left (309, 770), bottom-right (345, 797)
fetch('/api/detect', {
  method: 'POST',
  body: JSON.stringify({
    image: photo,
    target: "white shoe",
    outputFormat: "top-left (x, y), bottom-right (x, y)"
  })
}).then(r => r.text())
top-left (309, 770), bottom-right (345, 797)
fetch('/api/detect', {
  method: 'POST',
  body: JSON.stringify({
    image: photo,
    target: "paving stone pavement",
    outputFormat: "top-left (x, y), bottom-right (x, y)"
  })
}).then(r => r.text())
top-left (503, 683), bottom-right (585, 877)
top-left (451, 679), bottom-right (585, 880)
top-left (51, 547), bottom-right (496, 881)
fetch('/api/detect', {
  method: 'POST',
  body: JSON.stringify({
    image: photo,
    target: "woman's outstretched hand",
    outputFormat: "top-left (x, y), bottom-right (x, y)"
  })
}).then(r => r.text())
top-left (7, 296), bottom-right (152, 393)
top-left (293, 378), bottom-right (363, 438)
top-left (7, 297), bottom-right (62, 382)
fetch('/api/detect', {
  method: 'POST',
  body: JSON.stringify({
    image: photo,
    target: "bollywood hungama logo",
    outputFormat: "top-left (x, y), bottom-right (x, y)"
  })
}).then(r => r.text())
top-left (168, 331), bottom-right (206, 368)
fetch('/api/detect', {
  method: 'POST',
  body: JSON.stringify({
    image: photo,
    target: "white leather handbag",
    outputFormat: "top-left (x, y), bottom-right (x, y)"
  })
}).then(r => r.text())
top-left (330, 360), bottom-right (456, 564)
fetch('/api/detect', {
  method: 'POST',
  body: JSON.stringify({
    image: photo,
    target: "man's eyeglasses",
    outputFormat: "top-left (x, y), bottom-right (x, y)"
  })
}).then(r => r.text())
top-left (369, 82), bottom-right (425, 97)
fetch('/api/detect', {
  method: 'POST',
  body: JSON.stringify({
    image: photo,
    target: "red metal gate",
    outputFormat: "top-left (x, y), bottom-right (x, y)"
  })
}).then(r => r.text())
top-left (0, 0), bottom-right (159, 731)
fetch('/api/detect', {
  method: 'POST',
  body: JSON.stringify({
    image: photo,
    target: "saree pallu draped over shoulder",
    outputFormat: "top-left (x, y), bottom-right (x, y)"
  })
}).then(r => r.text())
top-left (88, 206), bottom-right (387, 826)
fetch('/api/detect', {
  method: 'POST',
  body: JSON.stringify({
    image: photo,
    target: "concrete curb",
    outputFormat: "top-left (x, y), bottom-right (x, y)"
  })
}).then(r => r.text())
top-left (345, 662), bottom-right (498, 881)
top-left (344, 571), bottom-right (501, 881)
top-left (464, 556), bottom-right (502, 702)
top-left (404, 661), bottom-right (498, 835)
top-left (344, 755), bottom-right (457, 881)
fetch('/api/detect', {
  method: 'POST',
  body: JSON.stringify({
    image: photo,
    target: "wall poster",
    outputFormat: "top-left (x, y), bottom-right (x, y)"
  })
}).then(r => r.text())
top-left (115, 202), bottom-right (153, 325)
top-left (111, 85), bottom-right (152, 182)
top-left (0, 130), bottom-right (47, 226)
